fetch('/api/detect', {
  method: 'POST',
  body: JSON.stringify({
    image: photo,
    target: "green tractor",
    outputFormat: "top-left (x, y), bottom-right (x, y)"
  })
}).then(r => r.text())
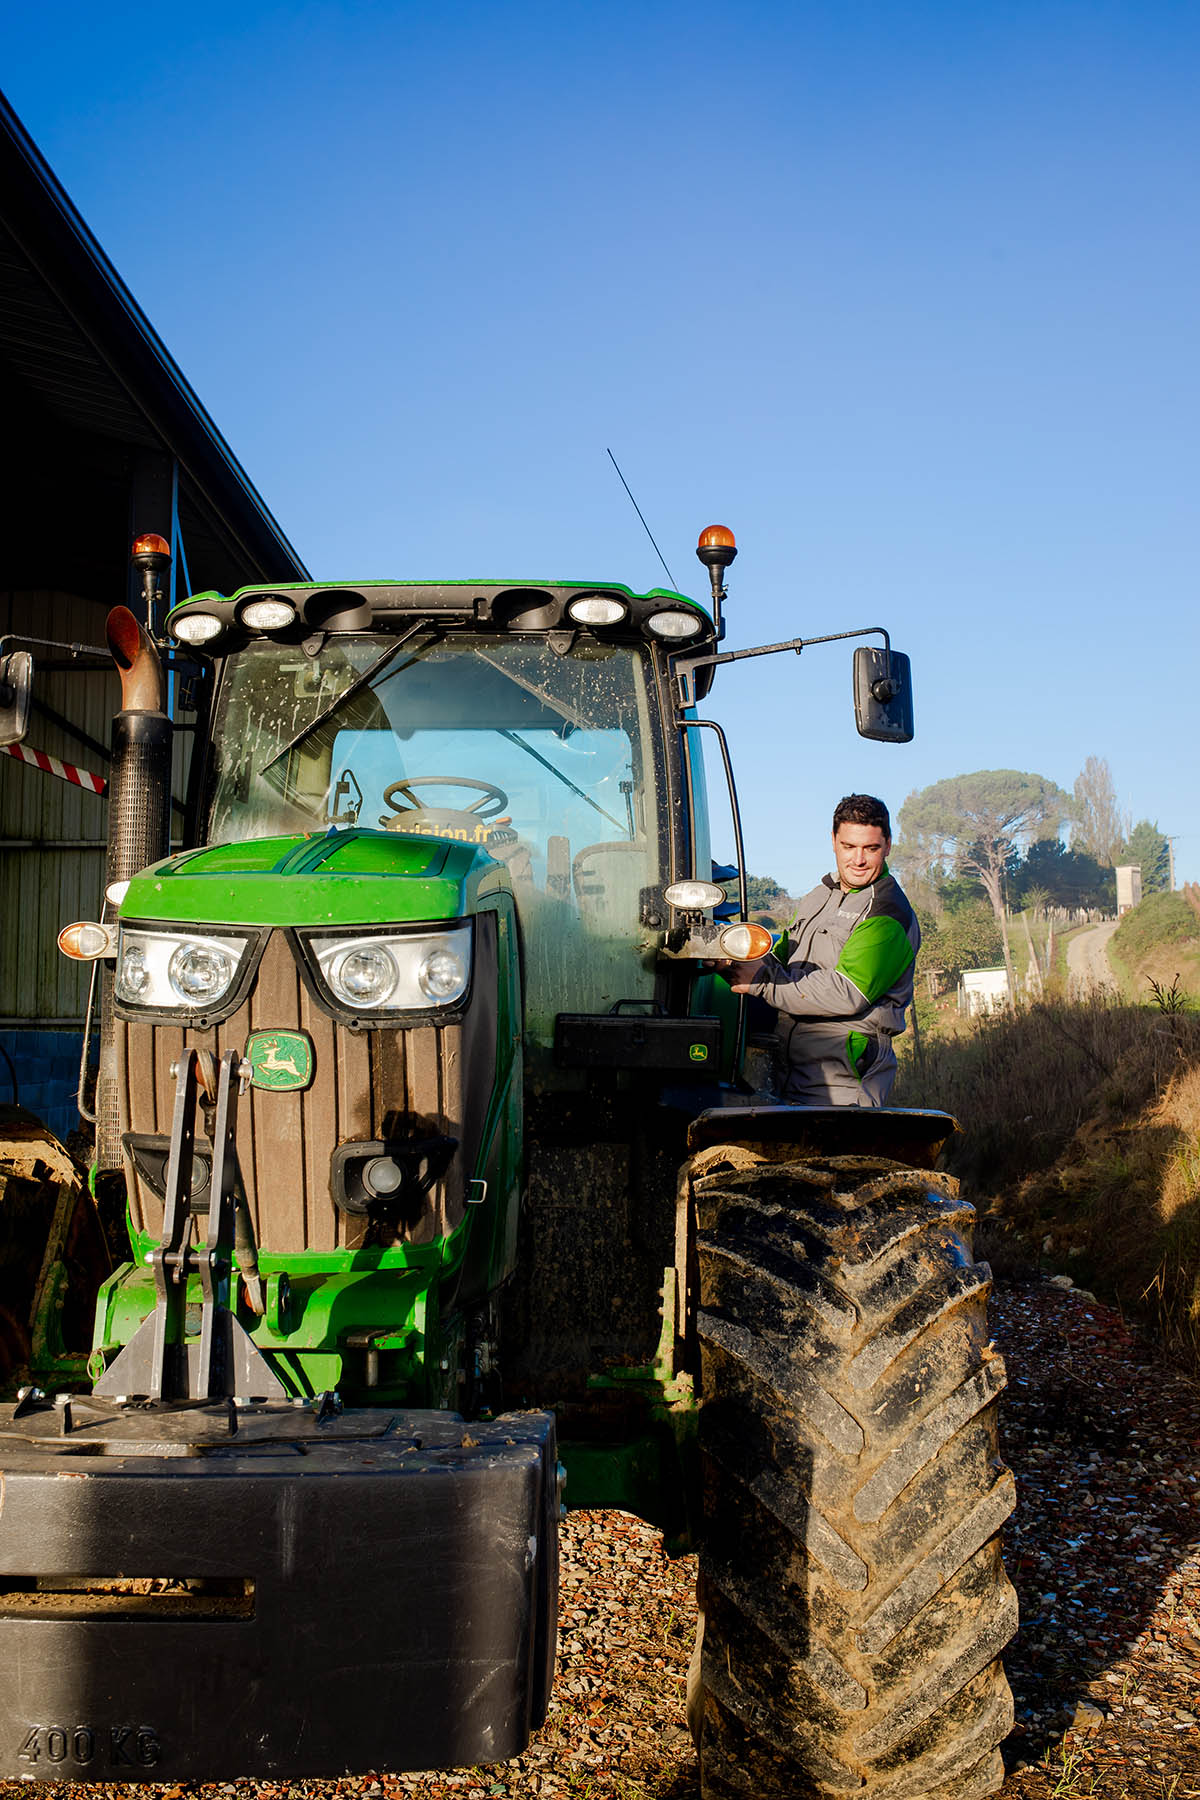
top-left (0, 529), bottom-right (1016, 1795)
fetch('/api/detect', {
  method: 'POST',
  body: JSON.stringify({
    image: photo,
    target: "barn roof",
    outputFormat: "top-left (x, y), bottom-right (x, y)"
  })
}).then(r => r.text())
top-left (0, 86), bottom-right (308, 605)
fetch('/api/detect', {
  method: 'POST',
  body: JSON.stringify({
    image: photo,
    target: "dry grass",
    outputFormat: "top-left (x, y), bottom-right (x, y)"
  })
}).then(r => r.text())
top-left (894, 998), bottom-right (1200, 1366)
top-left (895, 997), bottom-right (1200, 1189)
top-left (1141, 1062), bottom-right (1200, 1360)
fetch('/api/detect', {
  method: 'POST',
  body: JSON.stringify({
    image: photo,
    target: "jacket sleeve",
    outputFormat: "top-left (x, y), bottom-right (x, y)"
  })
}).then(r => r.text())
top-left (742, 913), bottom-right (916, 1020)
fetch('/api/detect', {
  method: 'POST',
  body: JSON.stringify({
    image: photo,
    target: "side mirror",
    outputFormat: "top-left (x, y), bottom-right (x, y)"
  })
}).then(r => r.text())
top-left (853, 646), bottom-right (914, 743)
top-left (0, 650), bottom-right (33, 747)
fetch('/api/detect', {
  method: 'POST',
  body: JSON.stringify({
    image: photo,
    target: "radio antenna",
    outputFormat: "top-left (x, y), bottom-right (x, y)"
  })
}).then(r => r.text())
top-left (606, 449), bottom-right (679, 591)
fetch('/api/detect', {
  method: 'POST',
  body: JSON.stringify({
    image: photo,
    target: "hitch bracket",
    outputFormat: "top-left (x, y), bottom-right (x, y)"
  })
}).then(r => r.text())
top-left (94, 1050), bottom-right (284, 1403)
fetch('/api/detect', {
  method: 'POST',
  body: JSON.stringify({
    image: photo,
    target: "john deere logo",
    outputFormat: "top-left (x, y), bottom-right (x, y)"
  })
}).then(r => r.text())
top-left (689, 1042), bottom-right (710, 1063)
top-left (245, 1030), bottom-right (314, 1092)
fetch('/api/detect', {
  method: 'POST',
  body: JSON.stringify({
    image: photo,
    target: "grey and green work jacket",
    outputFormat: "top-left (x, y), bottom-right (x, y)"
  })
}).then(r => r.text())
top-left (742, 869), bottom-right (919, 1107)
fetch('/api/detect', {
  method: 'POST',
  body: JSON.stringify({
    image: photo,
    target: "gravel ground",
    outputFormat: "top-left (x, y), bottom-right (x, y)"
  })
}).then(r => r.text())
top-left (996, 1281), bottom-right (1200, 1799)
top-left (1067, 921), bottom-right (1120, 996)
top-left (3, 1278), bottom-right (1196, 1800)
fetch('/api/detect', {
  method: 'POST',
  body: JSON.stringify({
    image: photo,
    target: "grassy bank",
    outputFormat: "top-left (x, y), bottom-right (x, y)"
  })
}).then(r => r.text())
top-left (1108, 889), bottom-right (1200, 999)
top-left (893, 997), bottom-right (1200, 1366)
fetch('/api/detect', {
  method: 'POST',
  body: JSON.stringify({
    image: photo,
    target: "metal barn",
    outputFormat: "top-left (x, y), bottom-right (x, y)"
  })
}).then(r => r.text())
top-left (0, 88), bottom-right (307, 1137)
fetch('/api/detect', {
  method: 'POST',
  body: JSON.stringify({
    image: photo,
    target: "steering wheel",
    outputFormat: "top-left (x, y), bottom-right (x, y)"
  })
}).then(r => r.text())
top-left (381, 777), bottom-right (510, 821)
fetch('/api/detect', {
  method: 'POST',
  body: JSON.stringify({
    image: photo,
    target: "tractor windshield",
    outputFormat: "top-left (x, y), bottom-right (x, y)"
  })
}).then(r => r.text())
top-left (204, 631), bottom-right (666, 1051)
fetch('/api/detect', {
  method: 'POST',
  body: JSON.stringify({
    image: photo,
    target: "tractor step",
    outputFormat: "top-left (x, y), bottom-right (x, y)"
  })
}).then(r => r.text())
top-left (0, 1397), bottom-right (558, 1781)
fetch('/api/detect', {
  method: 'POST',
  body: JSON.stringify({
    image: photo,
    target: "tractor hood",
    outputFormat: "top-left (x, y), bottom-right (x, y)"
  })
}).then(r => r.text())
top-left (118, 828), bottom-right (505, 928)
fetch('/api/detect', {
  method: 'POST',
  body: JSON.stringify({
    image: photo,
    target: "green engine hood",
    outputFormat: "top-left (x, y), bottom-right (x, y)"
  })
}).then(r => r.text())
top-left (120, 829), bottom-right (504, 927)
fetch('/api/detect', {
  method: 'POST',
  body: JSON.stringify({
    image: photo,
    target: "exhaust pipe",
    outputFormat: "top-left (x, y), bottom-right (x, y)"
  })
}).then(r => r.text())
top-left (103, 603), bottom-right (172, 891)
top-left (95, 573), bottom-right (174, 1167)
top-left (108, 603), bottom-right (167, 713)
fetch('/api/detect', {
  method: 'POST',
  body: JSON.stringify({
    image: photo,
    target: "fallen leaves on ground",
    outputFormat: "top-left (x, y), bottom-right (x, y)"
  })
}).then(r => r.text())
top-left (3, 1279), bottom-right (1197, 1799)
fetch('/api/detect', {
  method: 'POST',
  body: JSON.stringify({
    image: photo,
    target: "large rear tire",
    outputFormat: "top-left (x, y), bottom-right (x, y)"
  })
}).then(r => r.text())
top-left (693, 1153), bottom-right (1016, 1799)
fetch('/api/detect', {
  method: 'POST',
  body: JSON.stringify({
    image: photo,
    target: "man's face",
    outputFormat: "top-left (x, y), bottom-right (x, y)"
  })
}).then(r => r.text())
top-left (833, 821), bottom-right (890, 892)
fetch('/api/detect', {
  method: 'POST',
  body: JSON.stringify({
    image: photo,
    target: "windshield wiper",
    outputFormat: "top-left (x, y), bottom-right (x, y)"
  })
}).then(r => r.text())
top-left (472, 648), bottom-right (592, 731)
top-left (499, 730), bottom-right (630, 837)
top-left (265, 622), bottom-right (439, 774)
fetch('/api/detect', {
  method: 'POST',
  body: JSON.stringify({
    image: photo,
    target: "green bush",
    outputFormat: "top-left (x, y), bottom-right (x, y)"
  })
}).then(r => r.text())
top-left (1112, 891), bottom-right (1199, 964)
top-left (920, 900), bottom-right (1003, 983)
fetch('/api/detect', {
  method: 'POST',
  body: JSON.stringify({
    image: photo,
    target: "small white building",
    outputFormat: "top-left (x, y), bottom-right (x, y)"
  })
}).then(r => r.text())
top-left (1115, 864), bottom-right (1142, 915)
top-left (959, 967), bottom-right (1011, 1016)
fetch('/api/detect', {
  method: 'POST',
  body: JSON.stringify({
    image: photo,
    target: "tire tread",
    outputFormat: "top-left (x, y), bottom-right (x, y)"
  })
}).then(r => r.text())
top-left (695, 1153), bottom-right (1017, 1799)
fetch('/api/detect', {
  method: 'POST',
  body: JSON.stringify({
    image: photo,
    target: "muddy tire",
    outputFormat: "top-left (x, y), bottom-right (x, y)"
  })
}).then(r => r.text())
top-left (693, 1154), bottom-right (1017, 1800)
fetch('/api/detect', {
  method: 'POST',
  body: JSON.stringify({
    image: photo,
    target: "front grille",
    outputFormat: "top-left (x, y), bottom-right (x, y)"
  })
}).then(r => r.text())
top-left (116, 925), bottom-right (496, 1253)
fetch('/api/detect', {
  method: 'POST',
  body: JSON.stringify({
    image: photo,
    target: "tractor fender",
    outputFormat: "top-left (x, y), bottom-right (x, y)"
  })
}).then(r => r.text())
top-left (670, 1106), bottom-right (958, 1389)
top-left (687, 1103), bottom-right (958, 1169)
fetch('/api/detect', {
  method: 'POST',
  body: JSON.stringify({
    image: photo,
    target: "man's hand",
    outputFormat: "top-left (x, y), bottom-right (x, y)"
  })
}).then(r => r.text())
top-left (711, 958), bottom-right (766, 994)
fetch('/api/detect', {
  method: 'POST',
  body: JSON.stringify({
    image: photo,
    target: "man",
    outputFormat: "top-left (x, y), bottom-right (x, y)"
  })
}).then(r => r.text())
top-left (722, 794), bottom-right (918, 1107)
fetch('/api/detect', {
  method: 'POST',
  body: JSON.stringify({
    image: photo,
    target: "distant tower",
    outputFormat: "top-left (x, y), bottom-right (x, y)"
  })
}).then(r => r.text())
top-left (1115, 864), bottom-right (1142, 915)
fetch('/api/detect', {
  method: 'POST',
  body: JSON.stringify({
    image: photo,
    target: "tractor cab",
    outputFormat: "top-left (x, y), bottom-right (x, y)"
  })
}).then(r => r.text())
top-left (170, 578), bottom-right (725, 1083)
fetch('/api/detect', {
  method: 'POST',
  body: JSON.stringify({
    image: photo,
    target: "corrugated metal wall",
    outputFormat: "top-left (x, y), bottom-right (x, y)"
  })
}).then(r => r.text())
top-left (0, 590), bottom-right (116, 1025)
top-left (0, 589), bottom-right (198, 1134)
top-left (0, 589), bottom-right (197, 1016)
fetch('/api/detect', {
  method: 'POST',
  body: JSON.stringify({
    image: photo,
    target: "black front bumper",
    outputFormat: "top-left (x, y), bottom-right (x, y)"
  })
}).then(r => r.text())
top-left (0, 1398), bottom-right (558, 1781)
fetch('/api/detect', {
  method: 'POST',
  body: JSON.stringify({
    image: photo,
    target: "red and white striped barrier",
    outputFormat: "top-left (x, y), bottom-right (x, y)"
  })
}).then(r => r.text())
top-left (1, 741), bottom-right (107, 795)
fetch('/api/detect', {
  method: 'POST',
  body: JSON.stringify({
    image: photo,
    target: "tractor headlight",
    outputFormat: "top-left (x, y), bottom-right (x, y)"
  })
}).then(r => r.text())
top-left (664, 880), bottom-right (726, 911)
top-left (170, 612), bottom-right (223, 645)
top-left (567, 595), bottom-right (628, 626)
top-left (115, 927), bottom-right (249, 1011)
top-left (646, 609), bottom-right (703, 640)
top-left (240, 596), bottom-right (297, 632)
top-left (168, 940), bottom-right (236, 1004)
top-left (323, 943), bottom-right (400, 1007)
top-left (115, 940), bottom-right (150, 1001)
top-left (418, 946), bottom-right (466, 1000)
top-left (307, 924), bottom-right (472, 1014)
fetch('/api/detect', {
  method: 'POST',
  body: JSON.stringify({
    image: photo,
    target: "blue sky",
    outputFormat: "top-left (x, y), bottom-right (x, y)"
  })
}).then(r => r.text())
top-left (5, 1), bottom-right (1198, 889)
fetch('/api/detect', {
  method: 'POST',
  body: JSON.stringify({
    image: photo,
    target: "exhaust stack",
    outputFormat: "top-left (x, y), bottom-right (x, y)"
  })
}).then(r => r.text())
top-left (95, 568), bottom-right (174, 1169)
top-left (108, 603), bottom-right (166, 713)
top-left (104, 603), bottom-right (171, 889)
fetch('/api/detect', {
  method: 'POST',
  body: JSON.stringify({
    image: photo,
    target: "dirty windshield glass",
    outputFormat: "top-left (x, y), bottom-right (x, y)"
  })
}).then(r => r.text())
top-left (206, 633), bottom-right (664, 1049)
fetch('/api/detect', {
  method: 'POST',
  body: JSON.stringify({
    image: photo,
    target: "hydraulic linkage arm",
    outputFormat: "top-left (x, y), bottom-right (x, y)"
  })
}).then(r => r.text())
top-left (94, 1049), bottom-right (284, 1403)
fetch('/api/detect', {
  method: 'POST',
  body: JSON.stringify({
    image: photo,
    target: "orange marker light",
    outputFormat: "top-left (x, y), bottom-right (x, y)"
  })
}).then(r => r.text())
top-left (58, 921), bottom-right (117, 961)
top-left (718, 921), bottom-right (774, 960)
top-left (697, 525), bottom-right (736, 552)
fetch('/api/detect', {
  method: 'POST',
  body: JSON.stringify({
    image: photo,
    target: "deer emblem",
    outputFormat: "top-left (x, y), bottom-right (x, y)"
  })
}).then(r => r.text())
top-left (246, 1030), bottom-right (314, 1090)
top-left (258, 1037), bottom-right (302, 1079)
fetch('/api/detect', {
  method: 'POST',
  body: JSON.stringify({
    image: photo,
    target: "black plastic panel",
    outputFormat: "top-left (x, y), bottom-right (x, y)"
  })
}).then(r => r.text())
top-left (555, 1011), bottom-right (721, 1073)
top-left (0, 1405), bottom-right (557, 1781)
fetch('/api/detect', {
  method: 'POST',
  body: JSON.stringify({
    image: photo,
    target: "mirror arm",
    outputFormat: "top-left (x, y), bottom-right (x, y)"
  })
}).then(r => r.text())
top-left (0, 633), bottom-right (111, 662)
top-left (672, 624), bottom-right (893, 711)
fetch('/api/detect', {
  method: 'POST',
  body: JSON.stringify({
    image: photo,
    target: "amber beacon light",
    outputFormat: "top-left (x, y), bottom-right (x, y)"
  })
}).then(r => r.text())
top-left (697, 523), bottom-right (736, 558)
top-left (131, 532), bottom-right (172, 631)
top-left (131, 533), bottom-right (171, 563)
top-left (695, 525), bottom-right (737, 638)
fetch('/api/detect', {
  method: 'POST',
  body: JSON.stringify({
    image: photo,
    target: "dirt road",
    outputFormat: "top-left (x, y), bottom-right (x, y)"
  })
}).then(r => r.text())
top-left (1068, 920), bottom-right (1120, 996)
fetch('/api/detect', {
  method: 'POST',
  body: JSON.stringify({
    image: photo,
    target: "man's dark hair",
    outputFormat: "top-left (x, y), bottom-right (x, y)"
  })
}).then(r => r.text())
top-left (833, 793), bottom-right (891, 837)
